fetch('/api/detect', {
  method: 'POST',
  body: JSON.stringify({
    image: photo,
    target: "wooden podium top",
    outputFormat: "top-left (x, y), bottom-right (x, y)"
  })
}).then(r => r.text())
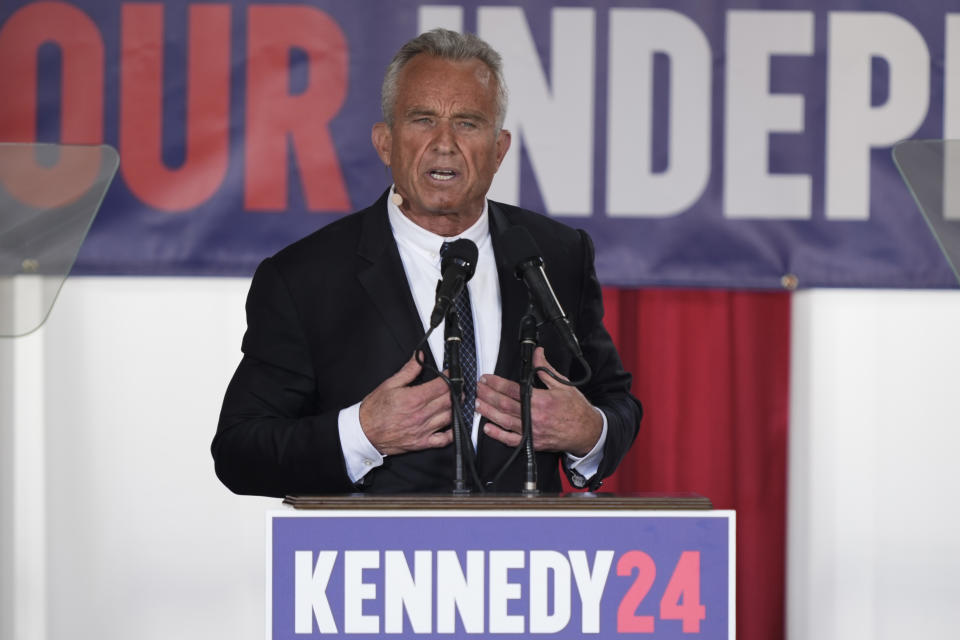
top-left (283, 493), bottom-right (712, 510)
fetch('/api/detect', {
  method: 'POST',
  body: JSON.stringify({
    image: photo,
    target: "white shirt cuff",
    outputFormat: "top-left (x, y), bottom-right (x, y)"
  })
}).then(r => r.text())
top-left (564, 406), bottom-right (608, 483)
top-left (338, 402), bottom-right (384, 484)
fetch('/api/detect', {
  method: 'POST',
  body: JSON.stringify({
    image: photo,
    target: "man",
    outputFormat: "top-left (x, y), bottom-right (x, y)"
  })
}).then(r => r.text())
top-left (212, 29), bottom-right (641, 496)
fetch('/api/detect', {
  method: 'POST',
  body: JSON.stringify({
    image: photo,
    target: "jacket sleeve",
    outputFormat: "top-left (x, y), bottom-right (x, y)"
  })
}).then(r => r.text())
top-left (211, 257), bottom-right (357, 497)
top-left (568, 229), bottom-right (643, 490)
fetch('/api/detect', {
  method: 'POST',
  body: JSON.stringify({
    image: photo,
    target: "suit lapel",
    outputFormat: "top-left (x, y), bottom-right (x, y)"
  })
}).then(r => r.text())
top-left (489, 201), bottom-right (528, 380)
top-left (355, 192), bottom-right (438, 369)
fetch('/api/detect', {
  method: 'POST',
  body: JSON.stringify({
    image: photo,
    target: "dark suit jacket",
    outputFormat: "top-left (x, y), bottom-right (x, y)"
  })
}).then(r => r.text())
top-left (212, 191), bottom-right (641, 497)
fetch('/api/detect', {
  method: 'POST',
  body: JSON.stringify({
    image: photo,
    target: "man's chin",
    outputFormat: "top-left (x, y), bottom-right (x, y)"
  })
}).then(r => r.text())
top-left (416, 198), bottom-right (473, 218)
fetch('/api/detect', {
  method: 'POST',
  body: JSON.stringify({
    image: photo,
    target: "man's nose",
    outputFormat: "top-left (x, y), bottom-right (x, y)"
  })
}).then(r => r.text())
top-left (430, 120), bottom-right (457, 152)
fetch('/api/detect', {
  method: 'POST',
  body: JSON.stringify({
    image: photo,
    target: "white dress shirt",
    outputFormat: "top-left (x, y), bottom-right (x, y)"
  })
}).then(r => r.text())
top-left (337, 189), bottom-right (607, 484)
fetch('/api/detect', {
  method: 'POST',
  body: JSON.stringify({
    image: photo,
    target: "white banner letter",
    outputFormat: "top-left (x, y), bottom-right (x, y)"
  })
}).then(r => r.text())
top-left (826, 12), bottom-right (929, 219)
top-left (725, 11), bottom-right (814, 219)
top-left (570, 550), bottom-right (613, 634)
top-left (607, 9), bottom-right (711, 217)
top-left (436, 550), bottom-right (485, 633)
top-left (488, 550), bottom-right (525, 634)
top-left (480, 7), bottom-right (595, 215)
top-left (294, 550), bottom-right (338, 633)
top-left (344, 550), bottom-right (379, 633)
top-left (384, 550), bottom-right (432, 633)
top-left (529, 550), bottom-right (571, 633)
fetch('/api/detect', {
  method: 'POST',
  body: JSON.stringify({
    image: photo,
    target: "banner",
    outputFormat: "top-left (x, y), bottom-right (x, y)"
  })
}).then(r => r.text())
top-left (268, 510), bottom-right (735, 639)
top-left (1, 0), bottom-right (957, 287)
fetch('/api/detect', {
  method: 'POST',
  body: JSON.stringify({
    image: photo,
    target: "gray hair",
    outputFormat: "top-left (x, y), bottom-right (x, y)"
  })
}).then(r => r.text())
top-left (380, 28), bottom-right (508, 129)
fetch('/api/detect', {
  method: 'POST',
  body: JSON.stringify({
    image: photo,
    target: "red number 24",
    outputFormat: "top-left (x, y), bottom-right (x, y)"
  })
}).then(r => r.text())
top-left (616, 550), bottom-right (707, 633)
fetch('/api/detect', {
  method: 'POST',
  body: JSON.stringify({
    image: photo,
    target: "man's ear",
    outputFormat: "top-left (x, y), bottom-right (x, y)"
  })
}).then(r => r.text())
top-left (494, 129), bottom-right (512, 169)
top-left (371, 122), bottom-right (392, 166)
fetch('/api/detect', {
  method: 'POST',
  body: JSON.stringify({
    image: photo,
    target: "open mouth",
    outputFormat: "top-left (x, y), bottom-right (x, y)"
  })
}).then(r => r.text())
top-left (429, 169), bottom-right (457, 181)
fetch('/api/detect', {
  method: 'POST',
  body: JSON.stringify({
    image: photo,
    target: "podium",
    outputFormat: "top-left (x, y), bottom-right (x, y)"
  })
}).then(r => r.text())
top-left (268, 494), bottom-right (734, 639)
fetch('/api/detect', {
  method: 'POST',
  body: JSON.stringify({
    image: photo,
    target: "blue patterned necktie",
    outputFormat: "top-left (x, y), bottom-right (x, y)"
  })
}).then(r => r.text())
top-left (440, 241), bottom-right (478, 436)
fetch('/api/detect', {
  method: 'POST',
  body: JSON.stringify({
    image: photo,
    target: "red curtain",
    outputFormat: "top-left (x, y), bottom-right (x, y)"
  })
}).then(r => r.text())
top-left (572, 288), bottom-right (792, 640)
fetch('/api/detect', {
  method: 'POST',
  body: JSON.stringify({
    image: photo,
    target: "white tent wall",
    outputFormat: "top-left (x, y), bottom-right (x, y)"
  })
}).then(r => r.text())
top-left (1, 278), bottom-right (959, 639)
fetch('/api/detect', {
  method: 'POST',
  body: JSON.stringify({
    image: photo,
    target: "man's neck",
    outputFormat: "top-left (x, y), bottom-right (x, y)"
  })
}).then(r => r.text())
top-left (399, 209), bottom-right (482, 237)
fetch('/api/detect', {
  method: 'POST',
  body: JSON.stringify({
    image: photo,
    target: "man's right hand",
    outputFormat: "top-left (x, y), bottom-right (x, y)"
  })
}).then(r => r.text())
top-left (358, 354), bottom-right (453, 455)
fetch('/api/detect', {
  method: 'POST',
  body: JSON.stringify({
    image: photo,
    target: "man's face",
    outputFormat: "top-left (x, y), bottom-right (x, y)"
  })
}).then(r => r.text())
top-left (372, 55), bottom-right (511, 231)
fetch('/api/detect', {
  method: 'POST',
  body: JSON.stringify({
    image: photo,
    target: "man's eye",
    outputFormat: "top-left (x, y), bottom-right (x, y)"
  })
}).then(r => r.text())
top-left (414, 117), bottom-right (433, 125)
top-left (458, 121), bottom-right (478, 130)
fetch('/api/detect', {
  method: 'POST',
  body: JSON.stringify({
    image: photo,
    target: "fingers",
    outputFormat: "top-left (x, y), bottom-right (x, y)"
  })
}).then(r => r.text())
top-left (410, 373), bottom-right (451, 402)
top-left (420, 389), bottom-right (453, 431)
top-left (533, 346), bottom-right (569, 388)
top-left (475, 396), bottom-right (522, 432)
top-left (382, 353), bottom-right (424, 389)
top-left (483, 421), bottom-right (523, 447)
top-left (478, 374), bottom-right (521, 401)
top-left (424, 428), bottom-right (454, 449)
top-left (476, 375), bottom-right (522, 432)
top-left (475, 349), bottom-right (600, 456)
top-left (359, 356), bottom-right (457, 455)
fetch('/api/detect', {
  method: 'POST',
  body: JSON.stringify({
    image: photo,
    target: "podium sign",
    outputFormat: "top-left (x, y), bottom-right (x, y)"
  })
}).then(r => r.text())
top-left (268, 507), bottom-right (734, 639)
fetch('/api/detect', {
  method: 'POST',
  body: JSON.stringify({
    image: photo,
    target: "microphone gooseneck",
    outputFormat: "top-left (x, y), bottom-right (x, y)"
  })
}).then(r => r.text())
top-left (519, 311), bottom-right (539, 495)
top-left (431, 238), bottom-right (479, 494)
top-left (445, 304), bottom-right (470, 494)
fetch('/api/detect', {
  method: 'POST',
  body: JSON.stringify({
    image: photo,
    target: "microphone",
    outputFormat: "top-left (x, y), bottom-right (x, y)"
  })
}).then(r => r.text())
top-left (429, 238), bottom-right (478, 329)
top-left (499, 226), bottom-right (583, 359)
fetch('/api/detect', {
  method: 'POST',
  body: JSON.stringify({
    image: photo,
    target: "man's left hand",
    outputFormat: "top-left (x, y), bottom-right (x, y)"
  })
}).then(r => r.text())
top-left (476, 347), bottom-right (602, 457)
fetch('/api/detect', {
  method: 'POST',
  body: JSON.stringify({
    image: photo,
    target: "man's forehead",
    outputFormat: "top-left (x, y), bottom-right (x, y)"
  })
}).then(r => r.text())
top-left (472, 63), bottom-right (493, 86)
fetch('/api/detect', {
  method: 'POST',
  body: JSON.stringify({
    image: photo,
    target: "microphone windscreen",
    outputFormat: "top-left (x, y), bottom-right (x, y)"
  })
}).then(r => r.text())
top-left (441, 238), bottom-right (479, 280)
